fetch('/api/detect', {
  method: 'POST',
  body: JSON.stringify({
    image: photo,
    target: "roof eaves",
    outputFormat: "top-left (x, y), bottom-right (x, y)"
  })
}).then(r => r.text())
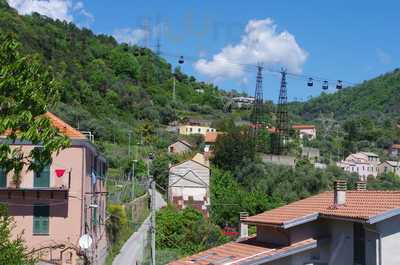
top-left (282, 212), bottom-right (320, 229)
top-left (367, 208), bottom-right (400, 225)
top-left (239, 240), bottom-right (317, 265)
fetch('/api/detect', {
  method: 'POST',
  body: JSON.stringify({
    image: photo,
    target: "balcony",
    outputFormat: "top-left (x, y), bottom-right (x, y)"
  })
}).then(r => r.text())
top-left (0, 169), bottom-right (71, 201)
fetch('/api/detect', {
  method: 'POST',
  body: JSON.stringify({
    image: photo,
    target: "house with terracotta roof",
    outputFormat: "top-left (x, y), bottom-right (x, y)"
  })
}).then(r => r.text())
top-left (292, 124), bottom-right (317, 140)
top-left (388, 144), bottom-right (400, 157)
top-left (378, 161), bottom-right (400, 176)
top-left (170, 180), bottom-right (400, 265)
top-left (337, 152), bottom-right (380, 180)
top-left (0, 112), bottom-right (107, 265)
top-left (168, 140), bottom-right (193, 155)
top-left (168, 153), bottom-right (210, 216)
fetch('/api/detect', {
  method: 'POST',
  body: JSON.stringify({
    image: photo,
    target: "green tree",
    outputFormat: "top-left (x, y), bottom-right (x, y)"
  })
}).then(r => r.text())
top-left (213, 126), bottom-right (254, 171)
top-left (0, 204), bottom-right (35, 265)
top-left (0, 34), bottom-right (69, 187)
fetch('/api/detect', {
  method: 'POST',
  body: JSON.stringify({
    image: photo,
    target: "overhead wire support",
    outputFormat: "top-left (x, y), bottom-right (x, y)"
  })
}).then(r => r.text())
top-left (274, 68), bottom-right (289, 155)
top-left (251, 63), bottom-right (264, 148)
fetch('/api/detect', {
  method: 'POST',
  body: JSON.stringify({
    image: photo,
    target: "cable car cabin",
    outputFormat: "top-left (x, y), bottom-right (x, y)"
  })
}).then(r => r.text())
top-left (178, 56), bottom-right (184, 64)
top-left (336, 80), bottom-right (343, 89)
top-left (322, 81), bottom-right (329, 90)
top-left (307, 78), bottom-right (314, 87)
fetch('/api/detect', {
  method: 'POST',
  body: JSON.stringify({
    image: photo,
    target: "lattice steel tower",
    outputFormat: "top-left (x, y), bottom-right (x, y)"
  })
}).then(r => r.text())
top-left (273, 68), bottom-right (289, 155)
top-left (251, 64), bottom-right (264, 141)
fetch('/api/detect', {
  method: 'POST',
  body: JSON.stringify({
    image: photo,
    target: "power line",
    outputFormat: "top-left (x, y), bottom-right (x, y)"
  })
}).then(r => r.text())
top-left (159, 51), bottom-right (356, 87)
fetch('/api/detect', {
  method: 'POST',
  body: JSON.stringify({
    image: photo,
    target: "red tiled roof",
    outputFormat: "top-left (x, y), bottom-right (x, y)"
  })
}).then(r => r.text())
top-left (1, 112), bottom-right (85, 139)
top-left (292, 124), bottom-right (316, 129)
top-left (205, 132), bottom-right (220, 143)
top-left (169, 237), bottom-right (316, 265)
top-left (244, 191), bottom-right (400, 227)
top-left (43, 112), bottom-right (86, 139)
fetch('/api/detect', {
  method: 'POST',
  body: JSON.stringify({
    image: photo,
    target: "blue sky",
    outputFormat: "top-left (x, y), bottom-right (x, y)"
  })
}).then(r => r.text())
top-left (8, 0), bottom-right (400, 102)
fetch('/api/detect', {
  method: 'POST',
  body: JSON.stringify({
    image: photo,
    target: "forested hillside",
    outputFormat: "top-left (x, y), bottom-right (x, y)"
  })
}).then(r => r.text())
top-left (291, 69), bottom-right (400, 122)
top-left (0, 0), bottom-right (228, 147)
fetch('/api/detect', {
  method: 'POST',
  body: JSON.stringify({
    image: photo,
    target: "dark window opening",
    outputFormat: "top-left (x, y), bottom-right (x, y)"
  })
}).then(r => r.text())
top-left (354, 223), bottom-right (365, 265)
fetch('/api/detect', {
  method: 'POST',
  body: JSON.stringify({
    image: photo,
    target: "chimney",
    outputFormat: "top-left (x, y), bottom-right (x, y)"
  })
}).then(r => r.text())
top-left (356, 181), bottom-right (367, 191)
top-left (334, 180), bottom-right (347, 206)
top-left (239, 212), bottom-right (249, 239)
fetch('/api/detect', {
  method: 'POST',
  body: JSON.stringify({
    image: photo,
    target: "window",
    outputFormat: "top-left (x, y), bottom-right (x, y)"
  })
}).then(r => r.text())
top-left (34, 164), bottom-right (50, 188)
top-left (0, 168), bottom-right (6, 188)
top-left (198, 128), bottom-right (201, 133)
top-left (354, 223), bottom-right (365, 265)
top-left (33, 204), bottom-right (49, 235)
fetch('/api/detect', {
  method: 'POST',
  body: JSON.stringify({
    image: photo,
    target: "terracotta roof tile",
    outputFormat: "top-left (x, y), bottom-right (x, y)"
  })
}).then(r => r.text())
top-left (1, 112), bottom-right (86, 139)
top-left (244, 191), bottom-right (400, 226)
top-left (292, 124), bottom-right (316, 129)
top-left (43, 112), bottom-right (86, 139)
top-left (391, 144), bottom-right (400, 149)
top-left (205, 132), bottom-right (221, 143)
top-left (168, 237), bottom-right (316, 265)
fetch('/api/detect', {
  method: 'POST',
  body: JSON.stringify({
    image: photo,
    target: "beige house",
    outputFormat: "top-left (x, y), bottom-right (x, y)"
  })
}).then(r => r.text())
top-left (301, 147), bottom-right (320, 163)
top-left (168, 153), bottom-right (210, 216)
top-left (168, 140), bottom-right (192, 155)
top-left (170, 181), bottom-right (400, 265)
top-left (0, 112), bottom-right (107, 265)
top-left (178, 125), bottom-right (216, 136)
top-left (379, 161), bottom-right (400, 176)
top-left (292, 124), bottom-right (317, 140)
top-left (337, 152), bottom-right (380, 180)
top-left (389, 144), bottom-right (400, 157)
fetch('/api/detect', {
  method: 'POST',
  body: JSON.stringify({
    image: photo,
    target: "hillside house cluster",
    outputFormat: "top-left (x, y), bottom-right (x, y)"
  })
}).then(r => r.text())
top-left (170, 180), bottom-right (400, 265)
top-left (0, 112), bottom-right (107, 265)
top-left (232, 96), bottom-right (255, 109)
top-left (168, 153), bottom-right (210, 216)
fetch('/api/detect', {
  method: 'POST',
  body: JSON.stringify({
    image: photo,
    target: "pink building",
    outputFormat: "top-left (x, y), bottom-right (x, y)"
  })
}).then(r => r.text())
top-left (0, 112), bottom-right (107, 265)
top-left (292, 124), bottom-right (317, 140)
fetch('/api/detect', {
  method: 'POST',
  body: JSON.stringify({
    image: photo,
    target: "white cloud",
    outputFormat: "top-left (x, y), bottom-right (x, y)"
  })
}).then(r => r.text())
top-left (113, 28), bottom-right (149, 45)
top-left (376, 48), bottom-right (391, 65)
top-left (194, 18), bottom-right (308, 80)
top-left (7, 0), bottom-right (94, 25)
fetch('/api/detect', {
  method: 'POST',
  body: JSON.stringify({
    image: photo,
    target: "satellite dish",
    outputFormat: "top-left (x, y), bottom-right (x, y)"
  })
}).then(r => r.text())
top-left (79, 234), bottom-right (93, 249)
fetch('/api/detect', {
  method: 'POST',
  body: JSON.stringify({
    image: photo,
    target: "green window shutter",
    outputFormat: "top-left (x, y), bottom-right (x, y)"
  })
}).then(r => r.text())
top-left (0, 168), bottom-right (6, 188)
top-left (33, 205), bottom-right (49, 235)
top-left (92, 207), bottom-right (97, 226)
top-left (34, 164), bottom-right (50, 188)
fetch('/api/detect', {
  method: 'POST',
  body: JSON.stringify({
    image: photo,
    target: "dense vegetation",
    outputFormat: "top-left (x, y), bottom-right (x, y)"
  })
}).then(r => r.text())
top-left (0, 0), bottom-right (232, 172)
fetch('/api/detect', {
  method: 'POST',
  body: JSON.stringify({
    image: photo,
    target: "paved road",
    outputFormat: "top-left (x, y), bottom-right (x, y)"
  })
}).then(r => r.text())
top-left (112, 190), bottom-right (166, 265)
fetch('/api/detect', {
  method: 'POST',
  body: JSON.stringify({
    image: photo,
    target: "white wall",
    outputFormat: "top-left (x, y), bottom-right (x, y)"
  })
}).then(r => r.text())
top-left (377, 215), bottom-right (400, 265)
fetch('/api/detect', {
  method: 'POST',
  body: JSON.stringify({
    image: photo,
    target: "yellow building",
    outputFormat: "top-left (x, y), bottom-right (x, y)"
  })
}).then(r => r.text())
top-left (178, 125), bottom-right (217, 136)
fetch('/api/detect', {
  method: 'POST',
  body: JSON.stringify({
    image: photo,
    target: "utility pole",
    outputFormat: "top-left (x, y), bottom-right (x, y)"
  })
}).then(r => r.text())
top-left (128, 131), bottom-right (132, 160)
top-left (172, 75), bottom-right (176, 102)
top-left (131, 160), bottom-right (137, 200)
top-left (150, 179), bottom-right (156, 265)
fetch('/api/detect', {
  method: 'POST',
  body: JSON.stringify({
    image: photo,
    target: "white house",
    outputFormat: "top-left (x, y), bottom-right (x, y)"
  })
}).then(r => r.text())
top-left (378, 161), bottom-right (400, 176)
top-left (337, 152), bottom-right (380, 180)
top-left (170, 180), bottom-right (400, 265)
top-left (292, 124), bottom-right (317, 140)
top-left (168, 153), bottom-right (210, 216)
